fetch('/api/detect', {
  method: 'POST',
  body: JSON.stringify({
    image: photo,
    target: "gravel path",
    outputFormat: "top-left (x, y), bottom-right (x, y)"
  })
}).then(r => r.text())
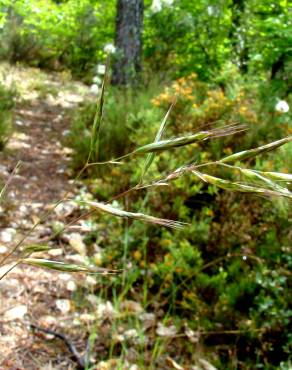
top-left (0, 64), bottom-right (92, 369)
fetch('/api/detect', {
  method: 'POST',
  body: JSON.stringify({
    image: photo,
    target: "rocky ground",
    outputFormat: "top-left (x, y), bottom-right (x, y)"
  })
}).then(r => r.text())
top-left (0, 64), bottom-right (94, 369)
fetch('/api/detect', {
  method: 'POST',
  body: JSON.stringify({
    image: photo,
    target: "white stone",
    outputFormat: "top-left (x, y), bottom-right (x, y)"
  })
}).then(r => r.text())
top-left (0, 228), bottom-right (16, 243)
top-left (4, 305), bottom-right (27, 321)
top-left (56, 299), bottom-right (71, 314)
top-left (66, 280), bottom-right (77, 292)
top-left (0, 245), bottom-right (8, 254)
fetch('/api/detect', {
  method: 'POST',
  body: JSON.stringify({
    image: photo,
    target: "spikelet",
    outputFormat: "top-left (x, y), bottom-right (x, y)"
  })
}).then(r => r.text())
top-left (253, 171), bottom-right (292, 182)
top-left (134, 125), bottom-right (245, 154)
top-left (221, 136), bottom-right (292, 163)
top-left (192, 170), bottom-right (292, 199)
top-left (84, 201), bottom-right (186, 229)
top-left (23, 258), bottom-right (116, 274)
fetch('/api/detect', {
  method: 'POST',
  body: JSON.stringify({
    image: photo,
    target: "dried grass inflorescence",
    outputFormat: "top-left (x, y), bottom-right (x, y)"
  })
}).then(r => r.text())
top-left (83, 201), bottom-right (187, 229)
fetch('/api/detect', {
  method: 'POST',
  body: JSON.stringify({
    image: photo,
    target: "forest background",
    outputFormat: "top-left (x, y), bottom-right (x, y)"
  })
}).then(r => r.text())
top-left (0, 0), bottom-right (291, 369)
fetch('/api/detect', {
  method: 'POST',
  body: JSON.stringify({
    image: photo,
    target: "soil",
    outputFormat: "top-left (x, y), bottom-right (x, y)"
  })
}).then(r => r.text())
top-left (0, 64), bottom-right (93, 370)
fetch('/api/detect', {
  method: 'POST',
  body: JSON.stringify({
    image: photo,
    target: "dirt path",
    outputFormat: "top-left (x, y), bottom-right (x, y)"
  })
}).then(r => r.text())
top-left (0, 64), bottom-right (93, 369)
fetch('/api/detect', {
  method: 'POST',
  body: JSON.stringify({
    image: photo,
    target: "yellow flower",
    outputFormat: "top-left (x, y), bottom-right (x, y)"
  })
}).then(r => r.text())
top-left (224, 147), bottom-right (233, 155)
top-left (161, 239), bottom-right (172, 247)
top-left (93, 253), bottom-right (102, 266)
top-left (151, 99), bottom-right (161, 106)
top-left (133, 250), bottom-right (142, 261)
top-left (111, 168), bottom-right (121, 177)
top-left (205, 209), bottom-right (214, 217)
top-left (160, 93), bottom-right (170, 101)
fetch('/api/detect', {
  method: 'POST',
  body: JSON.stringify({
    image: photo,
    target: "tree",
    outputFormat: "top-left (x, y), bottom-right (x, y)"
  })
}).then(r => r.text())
top-left (112, 0), bottom-right (144, 86)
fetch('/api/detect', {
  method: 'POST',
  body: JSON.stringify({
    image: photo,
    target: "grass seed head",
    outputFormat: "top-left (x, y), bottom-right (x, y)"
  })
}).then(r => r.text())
top-left (134, 124), bottom-right (245, 154)
top-left (84, 201), bottom-right (186, 229)
top-left (192, 170), bottom-right (292, 199)
top-left (221, 136), bottom-right (292, 163)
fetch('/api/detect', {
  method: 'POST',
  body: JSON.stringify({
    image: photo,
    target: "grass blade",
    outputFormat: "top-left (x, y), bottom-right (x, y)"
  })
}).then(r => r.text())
top-left (89, 59), bottom-right (109, 162)
top-left (23, 245), bottom-right (51, 254)
top-left (0, 161), bottom-right (21, 202)
top-left (140, 101), bottom-right (174, 182)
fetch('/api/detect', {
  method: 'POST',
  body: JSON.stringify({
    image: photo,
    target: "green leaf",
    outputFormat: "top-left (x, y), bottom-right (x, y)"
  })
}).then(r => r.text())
top-left (90, 59), bottom-right (109, 162)
top-left (140, 101), bottom-right (174, 182)
top-left (23, 245), bottom-right (51, 254)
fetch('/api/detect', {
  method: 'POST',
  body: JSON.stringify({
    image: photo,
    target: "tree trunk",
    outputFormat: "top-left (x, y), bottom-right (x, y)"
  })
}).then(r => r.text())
top-left (229, 0), bottom-right (249, 73)
top-left (112, 0), bottom-right (144, 86)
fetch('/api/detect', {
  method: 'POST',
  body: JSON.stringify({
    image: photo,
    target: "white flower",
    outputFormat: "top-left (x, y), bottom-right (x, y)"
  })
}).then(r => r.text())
top-left (275, 100), bottom-right (289, 113)
top-left (104, 43), bottom-right (116, 54)
top-left (96, 64), bottom-right (106, 75)
top-left (92, 75), bottom-right (101, 84)
top-left (124, 328), bottom-right (139, 339)
top-left (207, 6), bottom-right (214, 16)
top-left (96, 301), bottom-right (116, 320)
top-left (151, 0), bottom-right (173, 13)
top-left (90, 84), bottom-right (99, 95)
top-left (156, 322), bottom-right (177, 337)
top-left (151, 0), bottom-right (162, 13)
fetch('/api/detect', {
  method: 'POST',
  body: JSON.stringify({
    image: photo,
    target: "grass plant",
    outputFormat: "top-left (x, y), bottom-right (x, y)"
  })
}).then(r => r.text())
top-left (0, 70), bottom-right (291, 279)
top-left (0, 68), bottom-right (291, 369)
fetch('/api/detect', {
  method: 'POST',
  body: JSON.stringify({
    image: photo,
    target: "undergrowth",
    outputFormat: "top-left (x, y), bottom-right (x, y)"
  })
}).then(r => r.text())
top-left (0, 65), bottom-right (291, 369)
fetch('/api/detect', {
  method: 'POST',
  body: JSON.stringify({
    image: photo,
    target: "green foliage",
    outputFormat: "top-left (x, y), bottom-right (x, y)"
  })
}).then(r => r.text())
top-left (144, 0), bottom-right (233, 79)
top-left (67, 80), bottom-right (162, 172)
top-left (0, 81), bottom-right (15, 149)
top-left (0, 0), bottom-right (290, 367)
top-left (67, 66), bottom-right (291, 368)
top-left (0, 0), bottom-right (115, 75)
top-left (1, 0), bottom-right (289, 83)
